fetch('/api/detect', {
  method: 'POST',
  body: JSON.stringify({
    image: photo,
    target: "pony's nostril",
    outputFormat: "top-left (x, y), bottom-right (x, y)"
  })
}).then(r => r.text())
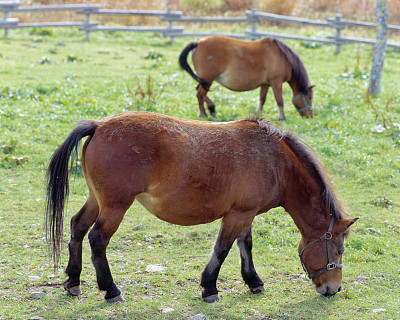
top-left (337, 286), bottom-right (342, 292)
top-left (323, 286), bottom-right (335, 297)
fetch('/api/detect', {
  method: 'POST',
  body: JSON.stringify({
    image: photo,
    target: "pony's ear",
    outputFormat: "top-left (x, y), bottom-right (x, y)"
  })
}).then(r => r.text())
top-left (337, 217), bottom-right (359, 233)
top-left (309, 85), bottom-right (316, 90)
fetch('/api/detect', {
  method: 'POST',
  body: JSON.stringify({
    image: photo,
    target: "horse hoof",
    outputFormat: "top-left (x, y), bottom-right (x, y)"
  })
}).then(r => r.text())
top-left (106, 294), bottom-right (125, 303)
top-left (203, 294), bottom-right (220, 303)
top-left (66, 285), bottom-right (82, 296)
top-left (250, 285), bottom-right (266, 294)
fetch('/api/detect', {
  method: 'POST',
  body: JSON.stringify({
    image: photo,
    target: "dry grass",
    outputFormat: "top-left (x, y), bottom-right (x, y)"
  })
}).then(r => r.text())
top-left (15, 0), bottom-right (400, 24)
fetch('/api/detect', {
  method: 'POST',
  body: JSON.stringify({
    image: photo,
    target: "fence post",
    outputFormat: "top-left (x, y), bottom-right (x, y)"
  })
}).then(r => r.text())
top-left (251, 8), bottom-right (258, 39)
top-left (2, 1), bottom-right (19, 37)
top-left (85, 9), bottom-right (91, 40)
top-left (166, 6), bottom-right (175, 43)
top-left (3, 10), bottom-right (9, 37)
top-left (334, 13), bottom-right (343, 54)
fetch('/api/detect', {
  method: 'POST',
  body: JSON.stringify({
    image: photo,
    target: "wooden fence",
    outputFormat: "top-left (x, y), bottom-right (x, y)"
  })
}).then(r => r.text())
top-left (1, 1), bottom-right (399, 53)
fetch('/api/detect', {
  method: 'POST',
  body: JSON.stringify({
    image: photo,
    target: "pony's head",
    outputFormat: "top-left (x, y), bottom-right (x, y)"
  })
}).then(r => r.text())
top-left (292, 85), bottom-right (314, 118)
top-left (298, 217), bottom-right (358, 296)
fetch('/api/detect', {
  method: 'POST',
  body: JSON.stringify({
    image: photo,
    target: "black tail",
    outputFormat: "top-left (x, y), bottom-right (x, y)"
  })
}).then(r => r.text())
top-left (178, 41), bottom-right (209, 87)
top-left (45, 119), bottom-right (98, 268)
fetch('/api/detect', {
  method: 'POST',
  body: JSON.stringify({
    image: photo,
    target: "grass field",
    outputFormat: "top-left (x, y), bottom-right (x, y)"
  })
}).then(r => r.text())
top-left (0, 28), bottom-right (400, 320)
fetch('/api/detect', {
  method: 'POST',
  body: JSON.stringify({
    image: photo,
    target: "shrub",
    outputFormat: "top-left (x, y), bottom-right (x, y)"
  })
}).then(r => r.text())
top-left (178, 0), bottom-right (225, 13)
top-left (256, 0), bottom-right (296, 15)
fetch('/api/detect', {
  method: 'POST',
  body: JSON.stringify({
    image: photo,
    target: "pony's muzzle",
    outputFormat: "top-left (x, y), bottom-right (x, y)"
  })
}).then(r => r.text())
top-left (316, 282), bottom-right (341, 297)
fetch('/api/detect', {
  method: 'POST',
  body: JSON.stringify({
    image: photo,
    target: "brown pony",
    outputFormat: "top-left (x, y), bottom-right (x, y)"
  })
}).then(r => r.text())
top-left (46, 111), bottom-right (357, 303)
top-left (179, 35), bottom-right (314, 120)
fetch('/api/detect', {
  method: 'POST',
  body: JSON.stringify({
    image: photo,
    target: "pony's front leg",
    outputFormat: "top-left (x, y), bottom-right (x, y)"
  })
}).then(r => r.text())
top-left (200, 213), bottom-right (253, 302)
top-left (237, 227), bottom-right (265, 294)
top-left (271, 83), bottom-right (285, 120)
top-left (88, 206), bottom-right (128, 303)
top-left (64, 196), bottom-right (99, 296)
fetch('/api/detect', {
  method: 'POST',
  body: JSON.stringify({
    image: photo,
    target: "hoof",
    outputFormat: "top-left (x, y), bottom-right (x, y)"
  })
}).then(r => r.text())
top-left (106, 294), bottom-right (125, 303)
top-left (250, 285), bottom-right (266, 294)
top-left (66, 285), bottom-right (82, 296)
top-left (203, 294), bottom-right (220, 303)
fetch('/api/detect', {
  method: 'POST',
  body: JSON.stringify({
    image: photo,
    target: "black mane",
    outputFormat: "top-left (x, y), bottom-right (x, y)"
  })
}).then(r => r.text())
top-left (268, 38), bottom-right (311, 95)
top-left (248, 118), bottom-right (346, 220)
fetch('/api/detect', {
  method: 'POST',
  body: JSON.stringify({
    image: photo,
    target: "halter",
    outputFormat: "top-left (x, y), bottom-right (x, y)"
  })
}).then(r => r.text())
top-left (299, 216), bottom-right (342, 279)
top-left (292, 93), bottom-right (313, 113)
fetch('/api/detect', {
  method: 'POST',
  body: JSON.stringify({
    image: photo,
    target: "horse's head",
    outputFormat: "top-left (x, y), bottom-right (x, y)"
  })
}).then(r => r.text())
top-left (293, 85), bottom-right (314, 118)
top-left (298, 217), bottom-right (358, 296)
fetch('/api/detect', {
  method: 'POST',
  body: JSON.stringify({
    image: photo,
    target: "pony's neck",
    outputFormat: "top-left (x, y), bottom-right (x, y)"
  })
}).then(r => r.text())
top-left (281, 165), bottom-right (331, 240)
top-left (288, 78), bottom-right (302, 98)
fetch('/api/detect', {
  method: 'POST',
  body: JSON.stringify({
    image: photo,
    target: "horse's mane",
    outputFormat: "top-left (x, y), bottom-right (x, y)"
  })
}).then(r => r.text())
top-left (268, 38), bottom-right (311, 95)
top-left (248, 117), bottom-right (346, 220)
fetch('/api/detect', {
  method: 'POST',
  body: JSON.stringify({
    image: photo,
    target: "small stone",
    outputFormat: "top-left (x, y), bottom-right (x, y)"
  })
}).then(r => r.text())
top-left (29, 317), bottom-right (44, 320)
top-left (366, 228), bottom-right (383, 235)
top-left (145, 264), bottom-right (165, 272)
top-left (188, 314), bottom-right (206, 320)
top-left (31, 292), bottom-right (46, 299)
top-left (29, 276), bottom-right (41, 281)
top-left (162, 307), bottom-right (174, 313)
top-left (371, 308), bottom-right (386, 313)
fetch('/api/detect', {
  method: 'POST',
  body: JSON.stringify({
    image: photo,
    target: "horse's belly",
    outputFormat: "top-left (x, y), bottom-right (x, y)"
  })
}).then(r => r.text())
top-left (136, 193), bottom-right (221, 226)
top-left (216, 74), bottom-right (259, 92)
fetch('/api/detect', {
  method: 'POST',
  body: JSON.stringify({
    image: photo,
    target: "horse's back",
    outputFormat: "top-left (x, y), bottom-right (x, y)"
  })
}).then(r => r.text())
top-left (192, 36), bottom-right (291, 91)
top-left (83, 112), bottom-right (283, 225)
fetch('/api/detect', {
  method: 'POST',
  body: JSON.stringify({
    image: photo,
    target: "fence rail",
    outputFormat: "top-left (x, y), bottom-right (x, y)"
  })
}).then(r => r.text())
top-left (1, 1), bottom-right (399, 52)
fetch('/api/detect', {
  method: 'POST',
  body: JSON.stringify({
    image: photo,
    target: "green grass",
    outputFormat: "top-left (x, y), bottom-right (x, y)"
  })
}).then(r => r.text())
top-left (0, 28), bottom-right (400, 320)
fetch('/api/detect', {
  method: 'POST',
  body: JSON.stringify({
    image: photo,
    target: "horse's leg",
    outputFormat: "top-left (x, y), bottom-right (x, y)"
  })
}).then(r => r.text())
top-left (205, 95), bottom-right (216, 118)
top-left (88, 205), bottom-right (129, 303)
top-left (196, 84), bottom-right (209, 117)
top-left (257, 85), bottom-right (269, 113)
top-left (200, 213), bottom-right (253, 302)
top-left (271, 83), bottom-right (285, 120)
top-left (64, 193), bottom-right (99, 296)
top-left (236, 226), bottom-right (265, 294)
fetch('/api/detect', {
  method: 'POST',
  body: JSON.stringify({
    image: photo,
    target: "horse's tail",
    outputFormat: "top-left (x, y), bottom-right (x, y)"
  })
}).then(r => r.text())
top-left (45, 119), bottom-right (98, 268)
top-left (178, 41), bottom-right (209, 87)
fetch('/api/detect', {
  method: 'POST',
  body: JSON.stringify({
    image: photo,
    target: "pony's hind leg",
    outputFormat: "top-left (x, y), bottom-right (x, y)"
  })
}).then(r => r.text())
top-left (200, 212), bottom-right (254, 302)
top-left (236, 227), bottom-right (265, 294)
top-left (196, 84), bottom-right (210, 117)
top-left (88, 205), bottom-right (130, 303)
top-left (64, 193), bottom-right (99, 296)
top-left (257, 85), bottom-right (269, 113)
top-left (205, 95), bottom-right (216, 118)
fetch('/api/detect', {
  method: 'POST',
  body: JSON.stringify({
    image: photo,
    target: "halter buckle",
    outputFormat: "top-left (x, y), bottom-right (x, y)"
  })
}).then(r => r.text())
top-left (325, 232), bottom-right (332, 239)
top-left (327, 263), bottom-right (337, 270)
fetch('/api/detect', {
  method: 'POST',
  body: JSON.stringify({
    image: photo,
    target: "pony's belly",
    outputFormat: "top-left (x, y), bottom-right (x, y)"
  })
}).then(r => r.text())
top-left (136, 193), bottom-right (159, 214)
top-left (216, 74), bottom-right (259, 92)
top-left (136, 192), bottom-right (222, 226)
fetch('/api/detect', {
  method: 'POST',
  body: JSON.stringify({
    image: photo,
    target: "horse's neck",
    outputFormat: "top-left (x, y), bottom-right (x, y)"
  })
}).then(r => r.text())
top-left (281, 166), bottom-right (329, 238)
top-left (288, 78), bottom-right (301, 96)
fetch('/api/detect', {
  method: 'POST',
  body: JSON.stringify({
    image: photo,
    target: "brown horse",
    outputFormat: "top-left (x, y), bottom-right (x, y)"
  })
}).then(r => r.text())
top-left (46, 111), bottom-right (357, 303)
top-left (179, 35), bottom-right (314, 120)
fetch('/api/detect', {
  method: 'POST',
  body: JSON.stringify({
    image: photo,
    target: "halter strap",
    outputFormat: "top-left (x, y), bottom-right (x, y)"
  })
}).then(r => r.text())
top-left (299, 216), bottom-right (343, 279)
top-left (292, 93), bottom-right (313, 112)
